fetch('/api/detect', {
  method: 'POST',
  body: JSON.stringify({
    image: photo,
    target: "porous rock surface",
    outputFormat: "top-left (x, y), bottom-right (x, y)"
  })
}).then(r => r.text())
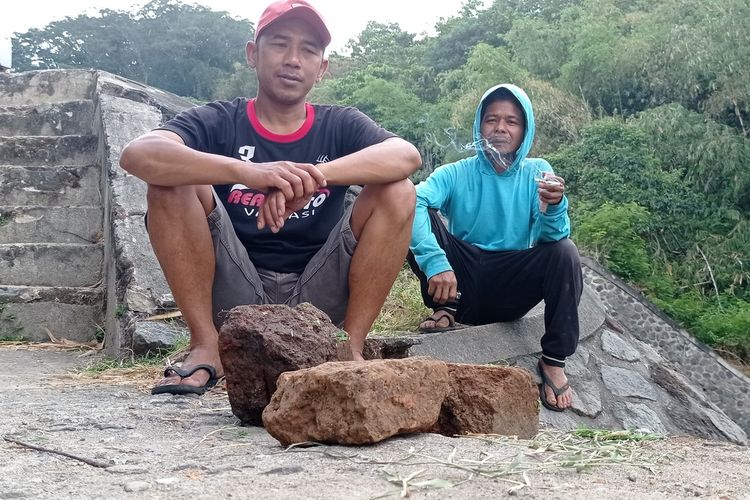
top-left (218, 303), bottom-right (341, 425)
top-left (434, 364), bottom-right (539, 439)
top-left (262, 358), bottom-right (451, 446)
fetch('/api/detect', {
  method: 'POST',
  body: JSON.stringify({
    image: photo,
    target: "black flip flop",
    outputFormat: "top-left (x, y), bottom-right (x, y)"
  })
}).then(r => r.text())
top-left (537, 360), bottom-right (570, 412)
top-left (151, 364), bottom-right (221, 395)
top-left (419, 309), bottom-right (467, 334)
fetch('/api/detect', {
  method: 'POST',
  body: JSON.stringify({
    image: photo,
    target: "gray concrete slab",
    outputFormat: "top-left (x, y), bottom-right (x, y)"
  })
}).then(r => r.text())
top-left (0, 101), bottom-right (95, 136)
top-left (410, 285), bottom-right (605, 363)
top-left (0, 69), bottom-right (96, 105)
top-left (0, 135), bottom-right (97, 166)
top-left (0, 286), bottom-right (103, 342)
top-left (0, 206), bottom-right (102, 244)
top-left (0, 243), bottom-right (103, 287)
top-left (0, 165), bottom-right (101, 206)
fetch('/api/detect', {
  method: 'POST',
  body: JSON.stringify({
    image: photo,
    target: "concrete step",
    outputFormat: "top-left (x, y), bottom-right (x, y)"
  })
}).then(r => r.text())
top-left (0, 243), bottom-right (103, 287)
top-left (0, 164), bottom-right (101, 206)
top-left (0, 101), bottom-right (95, 136)
top-left (0, 135), bottom-right (97, 166)
top-left (0, 206), bottom-right (102, 244)
top-left (0, 285), bottom-right (103, 342)
top-left (0, 70), bottom-right (96, 106)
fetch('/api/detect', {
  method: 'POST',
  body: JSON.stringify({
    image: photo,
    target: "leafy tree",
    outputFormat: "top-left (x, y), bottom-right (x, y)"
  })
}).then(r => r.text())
top-left (213, 63), bottom-right (258, 100)
top-left (423, 0), bottom-right (510, 72)
top-left (641, 0), bottom-right (750, 131)
top-left (548, 118), bottom-right (710, 256)
top-left (633, 104), bottom-right (750, 212)
top-left (12, 0), bottom-right (252, 100)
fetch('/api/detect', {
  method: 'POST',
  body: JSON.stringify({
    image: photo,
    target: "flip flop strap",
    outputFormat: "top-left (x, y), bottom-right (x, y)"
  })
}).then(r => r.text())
top-left (538, 362), bottom-right (570, 396)
top-left (428, 309), bottom-right (455, 327)
top-left (163, 364), bottom-right (217, 381)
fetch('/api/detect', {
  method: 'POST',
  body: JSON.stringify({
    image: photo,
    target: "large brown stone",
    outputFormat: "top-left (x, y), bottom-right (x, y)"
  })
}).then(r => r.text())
top-left (433, 364), bottom-right (539, 439)
top-left (218, 303), bottom-right (341, 425)
top-left (262, 358), bottom-right (451, 446)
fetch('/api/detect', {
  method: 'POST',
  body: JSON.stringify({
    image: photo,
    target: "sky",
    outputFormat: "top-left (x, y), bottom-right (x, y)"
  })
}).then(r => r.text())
top-left (2, 0), bottom-right (486, 53)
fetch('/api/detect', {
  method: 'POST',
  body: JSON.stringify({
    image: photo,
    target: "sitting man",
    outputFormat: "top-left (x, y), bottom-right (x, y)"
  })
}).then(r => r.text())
top-left (408, 84), bottom-right (582, 411)
top-left (120, 0), bottom-right (421, 395)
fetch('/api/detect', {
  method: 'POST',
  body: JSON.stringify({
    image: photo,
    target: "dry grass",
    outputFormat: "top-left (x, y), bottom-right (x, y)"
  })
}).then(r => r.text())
top-left (284, 429), bottom-right (670, 498)
top-left (372, 267), bottom-right (430, 334)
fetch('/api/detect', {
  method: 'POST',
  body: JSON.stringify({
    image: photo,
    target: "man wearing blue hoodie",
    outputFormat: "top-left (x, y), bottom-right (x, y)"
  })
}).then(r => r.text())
top-left (408, 84), bottom-right (582, 411)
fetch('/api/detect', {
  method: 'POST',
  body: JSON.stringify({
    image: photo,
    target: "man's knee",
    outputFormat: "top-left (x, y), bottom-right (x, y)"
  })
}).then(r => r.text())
top-left (146, 184), bottom-right (214, 215)
top-left (368, 179), bottom-right (416, 221)
top-left (551, 238), bottom-right (581, 265)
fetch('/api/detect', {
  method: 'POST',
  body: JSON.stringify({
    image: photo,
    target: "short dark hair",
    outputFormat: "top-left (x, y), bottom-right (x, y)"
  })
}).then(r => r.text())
top-left (481, 87), bottom-right (524, 122)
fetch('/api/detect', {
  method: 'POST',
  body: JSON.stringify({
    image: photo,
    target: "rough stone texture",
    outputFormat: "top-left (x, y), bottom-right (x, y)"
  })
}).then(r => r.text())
top-left (132, 321), bottom-right (188, 355)
top-left (0, 135), bottom-right (97, 166)
top-left (218, 303), bottom-right (341, 425)
top-left (410, 285), bottom-right (604, 363)
top-left (613, 402), bottom-right (667, 435)
top-left (601, 365), bottom-right (657, 400)
top-left (95, 89), bottom-right (184, 358)
top-left (582, 257), bottom-right (750, 434)
top-left (570, 385), bottom-right (603, 418)
top-left (0, 70), bottom-right (105, 345)
top-left (0, 69), bottom-right (96, 106)
top-left (0, 100), bottom-right (95, 136)
top-left (0, 165), bottom-right (101, 207)
top-left (650, 364), bottom-right (747, 443)
top-left (432, 364), bottom-right (539, 438)
top-left (0, 206), bottom-right (102, 244)
top-left (564, 345), bottom-right (591, 377)
top-left (262, 358), bottom-right (451, 446)
top-left (601, 329), bottom-right (640, 362)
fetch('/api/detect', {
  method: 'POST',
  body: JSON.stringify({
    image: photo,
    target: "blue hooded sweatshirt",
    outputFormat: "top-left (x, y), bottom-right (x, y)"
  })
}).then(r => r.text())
top-left (410, 84), bottom-right (570, 279)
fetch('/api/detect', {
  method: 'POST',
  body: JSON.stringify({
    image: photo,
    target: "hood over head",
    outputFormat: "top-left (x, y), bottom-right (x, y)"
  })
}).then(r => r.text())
top-left (473, 83), bottom-right (535, 174)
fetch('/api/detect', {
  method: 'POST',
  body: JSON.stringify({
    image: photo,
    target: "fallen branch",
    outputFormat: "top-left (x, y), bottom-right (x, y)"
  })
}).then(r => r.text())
top-left (144, 311), bottom-right (183, 321)
top-left (3, 435), bottom-right (111, 468)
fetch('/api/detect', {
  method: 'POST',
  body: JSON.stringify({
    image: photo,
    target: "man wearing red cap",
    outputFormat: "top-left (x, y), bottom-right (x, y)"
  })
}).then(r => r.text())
top-left (120, 0), bottom-right (421, 395)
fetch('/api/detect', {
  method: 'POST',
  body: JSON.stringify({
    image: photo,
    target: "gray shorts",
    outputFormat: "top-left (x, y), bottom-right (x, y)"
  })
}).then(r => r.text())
top-left (208, 191), bottom-right (357, 327)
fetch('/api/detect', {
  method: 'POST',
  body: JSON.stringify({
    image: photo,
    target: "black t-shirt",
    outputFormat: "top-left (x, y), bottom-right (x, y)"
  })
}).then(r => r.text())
top-left (158, 98), bottom-right (396, 273)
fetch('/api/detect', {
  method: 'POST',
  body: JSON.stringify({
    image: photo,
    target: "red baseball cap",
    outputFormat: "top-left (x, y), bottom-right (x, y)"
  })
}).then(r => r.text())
top-left (255, 0), bottom-right (332, 48)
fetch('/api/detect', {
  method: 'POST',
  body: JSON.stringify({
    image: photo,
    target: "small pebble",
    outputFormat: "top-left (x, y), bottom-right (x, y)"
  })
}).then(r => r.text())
top-left (123, 481), bottom-right (151, 493)
top-left (156, 477), bottom-right (178, 486)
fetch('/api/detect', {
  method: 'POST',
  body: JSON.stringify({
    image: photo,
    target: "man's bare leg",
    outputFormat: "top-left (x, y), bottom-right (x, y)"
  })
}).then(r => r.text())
top-left (146, 184), bottom-right (223, 388)
top-left (345, 180), bottom-right (416, 358)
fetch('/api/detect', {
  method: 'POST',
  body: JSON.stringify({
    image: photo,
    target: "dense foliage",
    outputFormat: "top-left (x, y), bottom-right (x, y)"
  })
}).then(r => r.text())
top-left (12, 0), bottom-right (750, 361)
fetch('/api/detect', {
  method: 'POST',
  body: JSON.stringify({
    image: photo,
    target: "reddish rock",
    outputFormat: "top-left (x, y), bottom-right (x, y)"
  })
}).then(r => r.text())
top-left (262, 358), bottom-right (451, 446)
top-left (218, 303), bottom-right (341, 425)
top-left (433, 364), bottom-right (539, 438)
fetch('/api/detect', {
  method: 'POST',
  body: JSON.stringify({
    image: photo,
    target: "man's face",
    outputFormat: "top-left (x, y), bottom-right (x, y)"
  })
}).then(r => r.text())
top-left (246, 17), bottom-right (328, 106)
top-left (480, 99), bottom-right (525, 157)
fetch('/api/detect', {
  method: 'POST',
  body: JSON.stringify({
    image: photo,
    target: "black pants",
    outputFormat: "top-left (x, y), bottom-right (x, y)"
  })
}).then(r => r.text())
top-left (407, 209), bottom-right (583, 366)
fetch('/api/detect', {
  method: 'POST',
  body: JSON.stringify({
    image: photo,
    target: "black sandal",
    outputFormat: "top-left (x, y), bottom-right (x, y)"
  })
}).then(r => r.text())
top-left (151, 364), bottom-right (221, 395)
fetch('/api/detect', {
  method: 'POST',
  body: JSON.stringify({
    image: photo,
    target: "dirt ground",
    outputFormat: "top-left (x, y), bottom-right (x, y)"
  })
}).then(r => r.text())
top-left (1, 345), bottom-right (748, 499)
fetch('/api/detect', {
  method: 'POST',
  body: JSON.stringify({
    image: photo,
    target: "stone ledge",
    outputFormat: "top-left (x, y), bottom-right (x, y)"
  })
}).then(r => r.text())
top-left (408, 284), bottom-right (604, 363)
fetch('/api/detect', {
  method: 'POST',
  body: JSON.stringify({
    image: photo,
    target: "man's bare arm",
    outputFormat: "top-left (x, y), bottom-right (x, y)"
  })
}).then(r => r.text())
top-left (317, 137), bottom-right (421, 186)
top-left (120, 130), bottom-right (325, 200)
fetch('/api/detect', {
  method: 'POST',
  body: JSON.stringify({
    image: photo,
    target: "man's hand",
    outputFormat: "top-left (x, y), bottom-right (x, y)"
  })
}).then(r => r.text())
top-left (537, 173), bottom-right (565, 211)
top-left (427, 270), bottom-right (459, 304)
top-left (257, 190), bottom-right (311, 233)
top-left (239, 161), bottom-right (325, 201)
